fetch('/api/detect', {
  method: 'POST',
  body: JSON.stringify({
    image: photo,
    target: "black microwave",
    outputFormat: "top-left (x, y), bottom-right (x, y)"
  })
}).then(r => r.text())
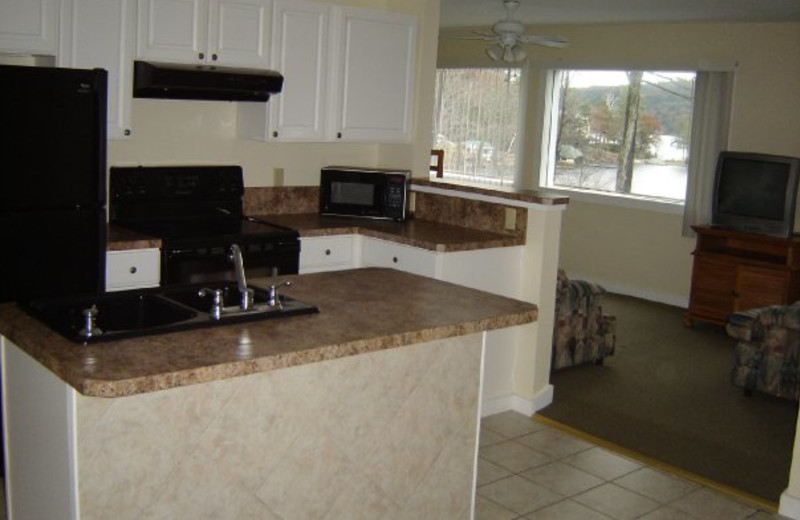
top-left (319, 166), bottom-right (410, 221)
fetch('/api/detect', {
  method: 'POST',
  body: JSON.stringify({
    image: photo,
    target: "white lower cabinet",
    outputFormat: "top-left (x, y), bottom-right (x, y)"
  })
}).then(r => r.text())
top-left (299, 235), bottom-right (358, 273)
top-left (361, 237), bottom-right (439, 278)
top-left (105, 248), bottom-right (160, 291)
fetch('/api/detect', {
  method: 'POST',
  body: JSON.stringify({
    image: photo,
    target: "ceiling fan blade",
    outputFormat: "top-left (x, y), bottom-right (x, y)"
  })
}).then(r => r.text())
top-left (518, 34), bottom-right (570, 48)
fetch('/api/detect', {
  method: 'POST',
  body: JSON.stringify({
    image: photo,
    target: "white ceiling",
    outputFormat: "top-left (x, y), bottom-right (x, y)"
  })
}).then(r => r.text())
top-left (439, 0), bottom-right (800, 28)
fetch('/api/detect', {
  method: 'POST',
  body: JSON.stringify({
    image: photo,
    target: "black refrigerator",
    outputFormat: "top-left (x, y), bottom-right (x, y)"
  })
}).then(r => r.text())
top-left (0, 64), bottom-right (108, 304)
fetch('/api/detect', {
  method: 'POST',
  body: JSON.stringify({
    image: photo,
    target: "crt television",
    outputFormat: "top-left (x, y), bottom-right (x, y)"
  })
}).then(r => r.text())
top-left (711, 151), bottom-right (800, 238)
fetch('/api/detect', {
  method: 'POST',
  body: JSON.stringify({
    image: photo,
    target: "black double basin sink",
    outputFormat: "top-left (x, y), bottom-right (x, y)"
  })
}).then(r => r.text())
top-left (23, 282), bottom-right (318, 344)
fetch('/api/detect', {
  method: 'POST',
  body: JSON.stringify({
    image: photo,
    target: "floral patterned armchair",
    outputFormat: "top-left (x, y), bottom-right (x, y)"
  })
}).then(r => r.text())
top-left (726, 302), bottom-right (800, 400)
top-left (552, 269), bottom-right (616, 370)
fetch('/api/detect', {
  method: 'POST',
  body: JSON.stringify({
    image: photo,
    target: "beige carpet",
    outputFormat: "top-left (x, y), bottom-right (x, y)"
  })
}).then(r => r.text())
top-left (540, 293), bottom-right (798, 503)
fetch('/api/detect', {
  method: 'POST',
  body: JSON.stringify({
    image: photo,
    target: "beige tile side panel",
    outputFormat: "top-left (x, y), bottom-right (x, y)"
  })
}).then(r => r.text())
top-left (75, 334), bottom-right (483, 520)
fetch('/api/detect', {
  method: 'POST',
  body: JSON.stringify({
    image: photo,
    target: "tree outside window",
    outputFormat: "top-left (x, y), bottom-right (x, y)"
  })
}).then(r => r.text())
top-left (431, 68), bottom-right (522, 186)
top-left (544, 70), bottom-right (696, 202)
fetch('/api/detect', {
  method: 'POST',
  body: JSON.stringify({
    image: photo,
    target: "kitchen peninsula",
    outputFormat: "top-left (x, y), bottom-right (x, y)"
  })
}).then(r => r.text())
top-left (0, 268), bottom-right (536, 519)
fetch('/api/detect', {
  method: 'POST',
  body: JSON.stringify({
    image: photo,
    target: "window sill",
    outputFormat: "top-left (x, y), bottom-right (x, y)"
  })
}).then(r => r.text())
top-left (541, 186), bottom-right (685, 215)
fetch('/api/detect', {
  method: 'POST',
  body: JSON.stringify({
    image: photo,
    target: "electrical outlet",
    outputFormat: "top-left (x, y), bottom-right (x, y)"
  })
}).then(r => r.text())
top-left (504, 208), bottom-right (516, 231)
top-left (273, 167), bottom-right (284, 187)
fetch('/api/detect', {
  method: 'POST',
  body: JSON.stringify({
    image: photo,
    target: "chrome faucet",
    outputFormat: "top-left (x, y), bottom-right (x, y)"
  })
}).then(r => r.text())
top-left (229, 244), bottom-right (254, 310)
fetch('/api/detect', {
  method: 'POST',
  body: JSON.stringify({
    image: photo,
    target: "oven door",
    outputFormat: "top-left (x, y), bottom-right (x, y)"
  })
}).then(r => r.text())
top-left (162, 239), bottom-right (299, 286)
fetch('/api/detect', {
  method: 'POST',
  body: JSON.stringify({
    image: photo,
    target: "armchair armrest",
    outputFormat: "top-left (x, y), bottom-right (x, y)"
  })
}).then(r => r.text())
top-left (726, 301), bottom-right (800, 342)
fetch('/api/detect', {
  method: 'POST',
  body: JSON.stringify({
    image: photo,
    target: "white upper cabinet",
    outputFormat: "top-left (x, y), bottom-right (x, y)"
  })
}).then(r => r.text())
top-left (59, 0), bottom-right (135, 139)
top-left (332, 7), bottom-right (416, 142)
top-left (0, 0), bottom-right (58, 54)
top-left (238, 0), bottom-right (329, 141)
top-left (137, 0), bottom-right (271, 67)
top-left (270, 0), bottom-right (330, 140)
top-left (238, 2), bottom-right (417, 143)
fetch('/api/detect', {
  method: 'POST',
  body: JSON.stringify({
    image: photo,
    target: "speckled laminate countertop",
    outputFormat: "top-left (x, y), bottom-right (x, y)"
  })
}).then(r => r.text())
top-left (0, 268), bottom-right (537, 398)
top-left (251, 213), bottom-right (523, 252)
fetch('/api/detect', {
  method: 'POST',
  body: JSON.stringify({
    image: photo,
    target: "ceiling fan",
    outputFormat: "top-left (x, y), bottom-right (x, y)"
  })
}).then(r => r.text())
top-left (454, 0), bottom-right (569, 63)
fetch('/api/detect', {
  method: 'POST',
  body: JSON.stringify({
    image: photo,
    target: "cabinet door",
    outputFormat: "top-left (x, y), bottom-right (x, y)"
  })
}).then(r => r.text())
top-left (688, 255), bottom-right (736, 323)
top-left (332, 7), bottom-right (416, 142)
top-left (137, 0), bottom-right (208, 63)
top-left (270, 0), bottom-right (329, 140)
top-left (208, 0), bottom-right (272, 67)
top-left (735, 265), bottom-right (789, 312)
top-left (0, 0), bottom-right (58, 54)
top-left (362, 238), bottom-right (439, 278)
top-left (299, 235), bottom-right (356, 274)
top-left (59, 0), bottom-right (135, 140)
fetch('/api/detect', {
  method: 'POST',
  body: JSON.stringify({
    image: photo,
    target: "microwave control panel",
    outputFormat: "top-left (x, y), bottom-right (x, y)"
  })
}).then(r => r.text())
top-left (385, 174), bottom-right (407, 220)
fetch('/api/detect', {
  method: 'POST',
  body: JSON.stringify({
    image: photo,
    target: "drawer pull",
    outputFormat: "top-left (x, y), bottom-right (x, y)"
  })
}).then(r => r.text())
top-left (129, 266), bottom-right (138, 274)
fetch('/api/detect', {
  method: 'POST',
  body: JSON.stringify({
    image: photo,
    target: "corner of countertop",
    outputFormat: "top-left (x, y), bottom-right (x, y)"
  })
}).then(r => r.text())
top-left (411, 178), bottom-right (570, 206)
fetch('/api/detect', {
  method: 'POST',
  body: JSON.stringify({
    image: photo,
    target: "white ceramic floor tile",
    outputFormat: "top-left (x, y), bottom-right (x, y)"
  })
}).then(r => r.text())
top-left (519, 461), bottom-right (604, 497)
top-left (524, 498), bottom-right (614, 519)
top-left (562, 447), bottom-right (642, 481)
top-left (478, 475), bottom-right (564, 515)
top-left (613, 467), bottom-right (699, 503)
top-left (516, 428), bottom-right (594, 459)
top-left (482, 411), bottom-right (547, 438)
top-left (669, 488), bottom-right (756, 520)
top-left (477, 457), bottom-right (514, 487)
top-left (573, 482), bottom-right (661, 520)
top-left (474, 495), bottom-right (519, 520)
top-left (480, 440), bottom-right (554, 473)
top-left (637, 505), bottom-right (701, 519)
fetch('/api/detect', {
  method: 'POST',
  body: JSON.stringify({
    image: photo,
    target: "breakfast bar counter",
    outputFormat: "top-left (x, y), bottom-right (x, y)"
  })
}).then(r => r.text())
top-left (0, 268), bottom-right (537, 519)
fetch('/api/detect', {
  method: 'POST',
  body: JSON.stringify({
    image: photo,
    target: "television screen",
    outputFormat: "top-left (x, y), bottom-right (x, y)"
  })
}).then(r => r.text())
top-left (711, 151), bottom-right (800, 237)
top-left (716, 158), bottom-right (789, 221)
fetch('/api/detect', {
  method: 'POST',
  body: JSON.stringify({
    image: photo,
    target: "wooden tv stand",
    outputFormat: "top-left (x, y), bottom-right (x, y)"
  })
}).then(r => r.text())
top-left (684, 225), bottom-right (800, 327)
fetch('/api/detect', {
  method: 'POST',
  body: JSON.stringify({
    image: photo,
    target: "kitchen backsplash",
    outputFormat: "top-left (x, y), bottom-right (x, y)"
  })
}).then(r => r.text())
top-left (244, 186), bottom-right (527, 237)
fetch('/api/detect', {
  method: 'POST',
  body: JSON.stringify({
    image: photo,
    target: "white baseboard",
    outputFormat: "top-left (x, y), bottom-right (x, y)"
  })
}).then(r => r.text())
top-left (565, 272), bottom-right (689, 308)
top-left (481, 385), bottom-right (554, 418)
top-left (780, 491), bottom-right (800, 519)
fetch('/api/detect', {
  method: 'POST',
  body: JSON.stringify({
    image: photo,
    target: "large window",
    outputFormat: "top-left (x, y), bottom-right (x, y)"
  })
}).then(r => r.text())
top-left (431, 68), bottom-right (522, 186)
top-left (541, 70), bottom-right (696, 203)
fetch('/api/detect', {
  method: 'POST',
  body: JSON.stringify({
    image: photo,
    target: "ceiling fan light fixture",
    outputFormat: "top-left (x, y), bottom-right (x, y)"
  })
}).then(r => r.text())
top-left (486, 43), bottom-right (504, 61)
top-left (510, 44), bottom-right (527, 62)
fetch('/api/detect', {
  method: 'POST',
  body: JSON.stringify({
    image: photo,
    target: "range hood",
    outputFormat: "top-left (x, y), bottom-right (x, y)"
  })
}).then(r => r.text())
top-left (133, 61), bottom-right (283, 102)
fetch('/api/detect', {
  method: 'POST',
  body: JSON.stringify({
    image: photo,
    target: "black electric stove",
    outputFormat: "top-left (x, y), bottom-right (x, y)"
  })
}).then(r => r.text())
top-left (110, 166), bottom-right (299, 285)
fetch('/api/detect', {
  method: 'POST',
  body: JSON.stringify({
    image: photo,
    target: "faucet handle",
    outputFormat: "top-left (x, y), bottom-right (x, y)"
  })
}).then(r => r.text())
top-left (78, 305), bottom-right (102, 339)
top-left (198, 287), bottom-right (224, 320)
top-left (267, 281), bottom-right (292, 309)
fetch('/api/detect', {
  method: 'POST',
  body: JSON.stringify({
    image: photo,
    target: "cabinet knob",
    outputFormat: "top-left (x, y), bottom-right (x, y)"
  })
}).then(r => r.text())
top-left (337, 132), bottom-right (342, 139)
top-left (325, 249), bottom-right (331, 256)
top-left (198, 52), bottom-right (205, 60)
top-left (124, 129), bottom-right (131, 136)
top-left (211, 53), bottom-right (218, 61)
top-left (272, 131), bottom-right (279, 138)
top-left (129, 266), bottom-right (138, 274)
top-left (392, 256), bottom-right (398, 263)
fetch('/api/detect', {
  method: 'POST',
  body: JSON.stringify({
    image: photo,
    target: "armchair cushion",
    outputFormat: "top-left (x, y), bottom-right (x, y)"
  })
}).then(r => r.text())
top-left (727, 301), bottom-right (800, 400)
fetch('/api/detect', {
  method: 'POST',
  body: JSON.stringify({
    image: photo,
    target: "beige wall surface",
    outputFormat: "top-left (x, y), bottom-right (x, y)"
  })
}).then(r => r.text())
top-left (108, 0), bottom-right (438, 187)
top-left (439, 21), bottom-right (800, 304)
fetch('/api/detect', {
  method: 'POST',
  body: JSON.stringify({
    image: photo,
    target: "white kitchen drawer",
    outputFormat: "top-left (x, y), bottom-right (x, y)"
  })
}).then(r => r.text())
top-left (361, 237), bottom-right (439, 278)
top-left (300, 235), bottom-right (357, 273)
top-left (106, 248), bottom-right (160, 291)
